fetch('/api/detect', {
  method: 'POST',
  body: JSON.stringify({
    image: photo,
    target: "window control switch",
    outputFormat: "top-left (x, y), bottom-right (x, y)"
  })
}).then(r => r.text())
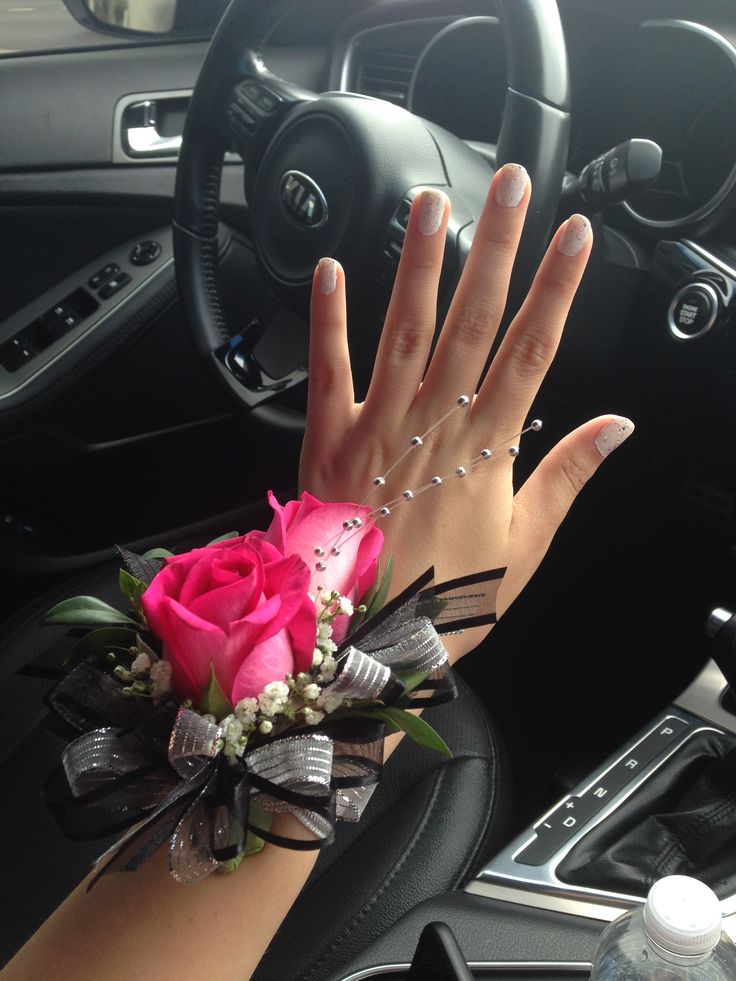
top-left (98, 273), bottom-right (132, 299)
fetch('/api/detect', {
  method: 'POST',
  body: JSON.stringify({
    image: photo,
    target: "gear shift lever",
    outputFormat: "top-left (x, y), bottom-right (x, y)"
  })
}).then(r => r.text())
top-left (705, 606), bottom-right (736, 698)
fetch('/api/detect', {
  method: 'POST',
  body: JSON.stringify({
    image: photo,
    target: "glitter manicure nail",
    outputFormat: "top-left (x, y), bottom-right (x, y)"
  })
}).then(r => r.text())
top-left (495, 163), bottom-right (528, 208)
top-left (558, 214), bottom-right (592, 256)
top-left (417, 188), bottom-right (448, 236)
top-left (594, 417), bottom-right (635, 457)
top-left (317, 257), bottom-right (338, 295)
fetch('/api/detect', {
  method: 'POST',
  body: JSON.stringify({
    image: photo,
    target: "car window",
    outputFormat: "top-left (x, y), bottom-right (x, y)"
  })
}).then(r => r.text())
top-left (0, 0), bottom-right (225, 58)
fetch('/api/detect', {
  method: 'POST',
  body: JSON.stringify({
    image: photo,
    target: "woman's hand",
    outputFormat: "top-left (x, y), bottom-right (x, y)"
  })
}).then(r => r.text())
top-left (299, 164), bottom-right (633, 660)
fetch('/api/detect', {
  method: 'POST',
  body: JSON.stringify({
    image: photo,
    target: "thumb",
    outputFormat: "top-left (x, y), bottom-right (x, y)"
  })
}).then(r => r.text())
top-left (500, 415), bottom-right (635, 614)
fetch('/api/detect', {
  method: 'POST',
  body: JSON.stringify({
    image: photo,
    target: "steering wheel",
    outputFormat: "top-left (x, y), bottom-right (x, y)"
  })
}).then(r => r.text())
top-left (173, 0), bottom-right (570, 415)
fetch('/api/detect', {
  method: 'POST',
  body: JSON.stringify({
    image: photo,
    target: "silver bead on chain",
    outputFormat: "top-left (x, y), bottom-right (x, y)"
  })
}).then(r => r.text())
top-left (311, 395), bottom-right (542, 572)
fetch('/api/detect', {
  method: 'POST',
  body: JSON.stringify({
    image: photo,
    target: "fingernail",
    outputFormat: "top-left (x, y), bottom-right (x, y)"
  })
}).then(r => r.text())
top-left (416, 188), bottom-right (448, 236)
top-left (317, 257), bottom-right (338, 295)
top-left (594, 416), bottom-right (635, 457)
top-left (495, 163), bottom-right (528, 208)
top-left (558, 214), bottom-right (592, 256)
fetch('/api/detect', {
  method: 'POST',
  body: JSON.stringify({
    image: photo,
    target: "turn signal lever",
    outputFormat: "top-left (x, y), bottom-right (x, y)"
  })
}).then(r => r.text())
top-left (562, 138), bottom-right (662, 211)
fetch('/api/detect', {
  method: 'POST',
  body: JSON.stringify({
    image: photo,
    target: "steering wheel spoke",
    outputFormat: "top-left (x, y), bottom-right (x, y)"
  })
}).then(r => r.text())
top-left (229, 75), bottom-right (315, 168)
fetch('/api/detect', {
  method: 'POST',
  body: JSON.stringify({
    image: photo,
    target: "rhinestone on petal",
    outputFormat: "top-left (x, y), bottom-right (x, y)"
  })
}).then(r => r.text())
top-left (314, 547), bottom-right (325, 556)
top-left (431, 476), bottom-right (443, 486)
top-left (330, 546), bottom-right (341, 556)
top-left (455, 466), bottom-right (467, 477)
top-left (402, 490), bottom-right (414, 500)
top-left (411, 436), bottom-right (423, 447)
top-left (353, 518), bottom-right (363, 528)
top-left (343, 520), bottom-right (352, 529)
top-left (480, 448), bottom-right (492, 459)
top-left (316, 561), bottom-right (327, 571)
top-left (373, 476), bottom-right (386, 487)
top-left (379, 506), bottom-right (391, 517)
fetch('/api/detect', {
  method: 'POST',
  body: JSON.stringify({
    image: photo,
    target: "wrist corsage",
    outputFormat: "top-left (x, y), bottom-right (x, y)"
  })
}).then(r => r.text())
top-left (41, 398), bottom-right (538, 886)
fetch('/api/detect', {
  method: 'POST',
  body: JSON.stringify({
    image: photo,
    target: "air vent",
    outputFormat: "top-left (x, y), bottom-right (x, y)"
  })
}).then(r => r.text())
top-left (357, 50), bottom-right (418, 107)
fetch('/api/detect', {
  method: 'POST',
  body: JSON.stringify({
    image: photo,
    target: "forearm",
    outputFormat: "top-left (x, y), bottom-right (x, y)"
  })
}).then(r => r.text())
top-left (1, 815), bottom-right (318, 981)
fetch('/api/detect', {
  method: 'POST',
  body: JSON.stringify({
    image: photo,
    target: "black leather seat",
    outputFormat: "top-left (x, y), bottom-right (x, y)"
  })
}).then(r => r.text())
top-left (0, 561), bottom-right (512, 979)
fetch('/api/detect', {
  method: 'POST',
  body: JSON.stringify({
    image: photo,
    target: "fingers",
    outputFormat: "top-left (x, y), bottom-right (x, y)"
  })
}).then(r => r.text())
top-left (363, 187), bottom-right (450, 423)
top-left (306, 258), bottom-right (353, 446)
top-left (499, 415), bottom-right (634, 612)
top-left (474, 214), bottom-right (592, 436)
top-left (420, 163), bottom-right (531, 408)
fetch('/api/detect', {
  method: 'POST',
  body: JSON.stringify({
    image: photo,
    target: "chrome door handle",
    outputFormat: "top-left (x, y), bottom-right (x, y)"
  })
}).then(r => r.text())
top-left (123, 100), bottom-right (182, 157)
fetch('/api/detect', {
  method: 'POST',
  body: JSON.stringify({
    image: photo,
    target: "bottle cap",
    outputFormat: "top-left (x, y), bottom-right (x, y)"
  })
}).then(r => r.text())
top-left (643, 876), bottom-right (723, 957)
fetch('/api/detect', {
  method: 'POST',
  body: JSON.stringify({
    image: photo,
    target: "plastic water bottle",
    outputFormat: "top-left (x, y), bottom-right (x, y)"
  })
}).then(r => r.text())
top-left (590, 876), bottom-right (736, 979)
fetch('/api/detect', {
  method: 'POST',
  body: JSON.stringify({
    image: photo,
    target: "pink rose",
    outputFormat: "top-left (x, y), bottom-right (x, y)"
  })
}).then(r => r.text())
top-left (141, 536), bottom-right (316, 705)
top-left (253, 491), bottom-right (383, 639)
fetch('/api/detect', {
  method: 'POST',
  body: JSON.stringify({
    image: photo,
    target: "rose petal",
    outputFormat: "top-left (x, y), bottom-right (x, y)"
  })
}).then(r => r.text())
top-left (157, 597), bottom-right (227, 701)
top-left (188, 567), bottom-right (260, 631)
top-left (231, 628), bottom-right (295, 702)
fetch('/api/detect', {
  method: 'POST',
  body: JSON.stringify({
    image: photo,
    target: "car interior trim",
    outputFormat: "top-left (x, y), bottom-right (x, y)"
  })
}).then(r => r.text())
top-left (0, 235), bottom-right (173, 401)
top-left (682, 239), bottom-right (736, 281)
top-left (622, 19), bottom-right (736, 230)
top-left (336, 16), bottom-right (457, 94)
top-left (474, 713), bottom-right (734, 906)
top-left (337, 960), bottom-right (593, 981)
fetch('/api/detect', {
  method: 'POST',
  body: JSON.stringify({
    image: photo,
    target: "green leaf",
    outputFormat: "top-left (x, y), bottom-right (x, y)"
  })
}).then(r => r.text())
top-left (219, 803), bottom-right (273, 871)
top-left (350, 552), bottom-right (394, 632)
top-left (351, 707), bottom-right (452, 758)
top-left (367, 552), bottom-right (393, 618)
top-left (398, 670), bottom-right (428, 694)
top-left (63, 626), bottom-right (139, 668)
top-left (42, 596), bottom-right (138, 627)
top-left (141, 547), bottom-right (174, 561)
top-left (198, 663), bottom-right (233, 720)
top-left (206, 531), bottom-right (240, 546)
top-left (119, 569), bottom-right (146, 611)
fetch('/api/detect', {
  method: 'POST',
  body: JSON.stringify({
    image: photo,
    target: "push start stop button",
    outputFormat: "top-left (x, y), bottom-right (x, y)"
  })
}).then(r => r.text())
top-left (668, 282), bottom-right (719, 340)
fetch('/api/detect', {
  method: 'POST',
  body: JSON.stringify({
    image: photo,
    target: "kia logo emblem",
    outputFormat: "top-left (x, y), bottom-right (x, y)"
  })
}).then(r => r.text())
top-left (279, 170), bottom-right (328, 228)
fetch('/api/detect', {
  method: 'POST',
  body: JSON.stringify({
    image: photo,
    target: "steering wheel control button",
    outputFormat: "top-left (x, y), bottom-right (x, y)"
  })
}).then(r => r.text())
top-left (514, 716), bottom-right (689, 867)
top-left (98, 273), bottom-right (132, 299)
top-left (668, 282), bottom-right (719, 340)
top-left (130, 240), bottom-right (161, 266)
top-left (88, 262), bottom-right (120, 290)
top-left (255, 88), bottom-right (282, 113)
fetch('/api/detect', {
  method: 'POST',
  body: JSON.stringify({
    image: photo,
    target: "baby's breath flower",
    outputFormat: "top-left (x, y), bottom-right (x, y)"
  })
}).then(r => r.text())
top-left (149, 660), bottom-right (172, 698)
top-left (221, 714), bottom-right (246, 765)
top-left (259, 720), bottom-right (273, 735)
top-left (302, 683), bottom-right (320, 701)
top-left (317, 690), bottom-right (344, 714)
top-left (336, 596), bottom-right (354, 618)
top-left (234, 697), bottom-right (258, 727)
top-left (312, 649), bottom-right (324, 668)
top-left (303, 708), bottom-right (325, 726)
top-left (130, 651), bottom-right (152, 674)
top-left (317, 621), bottom-right (333, 640)
top-left (258, 680), bottom-right (290, 717)
top-left (264, 681), bottom-right (289, 700)
top-left (201, 712), bottom-right (217, 725)
top-left (319, 653), bottom-right (337, 683)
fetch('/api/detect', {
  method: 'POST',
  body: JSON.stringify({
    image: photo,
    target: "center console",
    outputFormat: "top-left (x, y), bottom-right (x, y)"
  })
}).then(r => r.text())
top-left (331, 617), bottom-right (736, 980)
